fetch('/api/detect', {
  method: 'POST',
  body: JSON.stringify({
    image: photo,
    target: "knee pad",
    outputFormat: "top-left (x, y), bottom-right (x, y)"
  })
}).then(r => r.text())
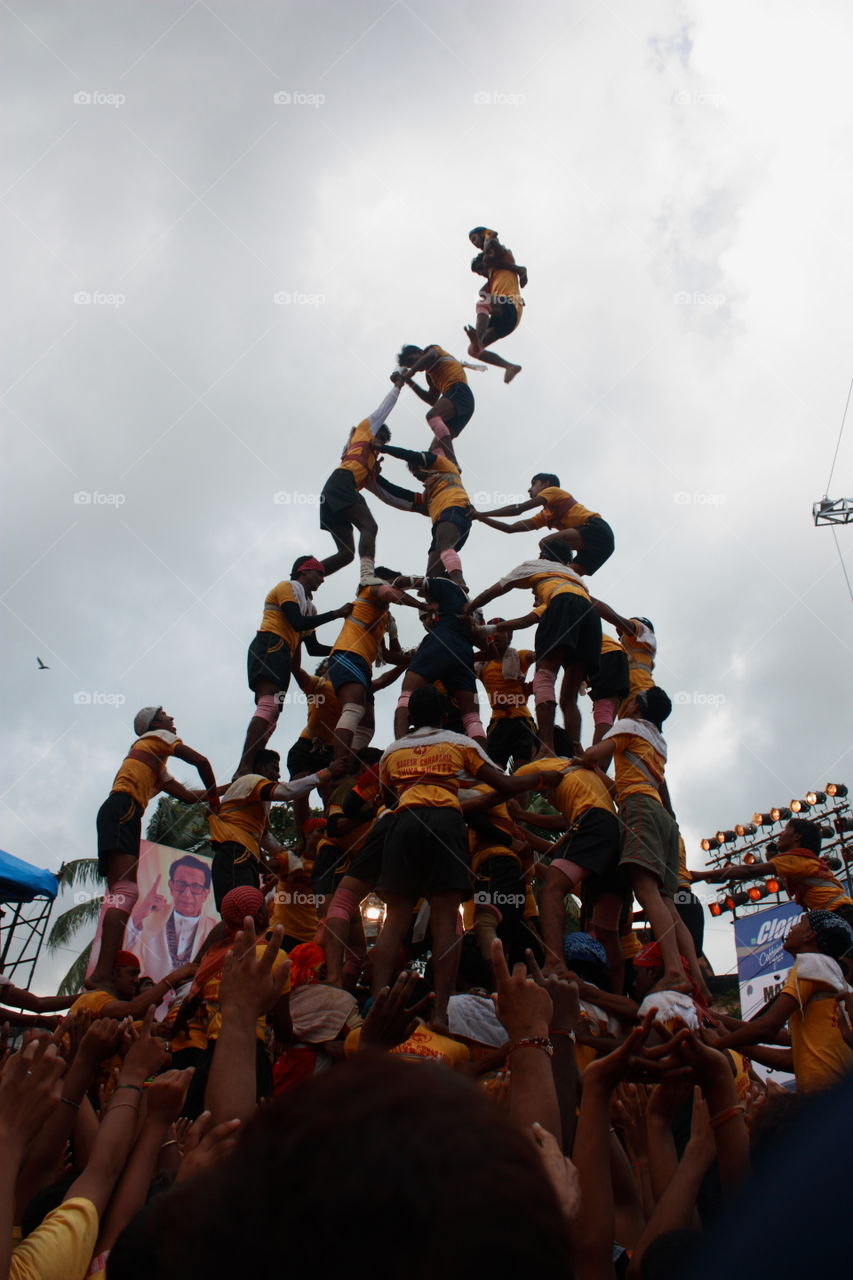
top-left (352, 725), bottom-right (373, 752)
top-left (336, 702), bottom-right (365, 735)
top-left (427, 415), bottom-right (451, 440)
top-left (255, 693), bottom-right (281, 724)
top-left (110, 879), bottom-right (139, 914)
top-left (462, 711), bottom-right (485, 739)
top-left (372, 583), bottom-right (401, 604)
top-left (395, 690), bottom-right (412, 712)
top-left (327, 887), bottom-right (361, 922)
top-left (475, 300), bottom-right (491, 316)
top-left (532, 669), bottom-right (557, 705)
top-left (439, 549), bottom-right (462, 573)
top-left (593, 697), bottom-right (617, 727)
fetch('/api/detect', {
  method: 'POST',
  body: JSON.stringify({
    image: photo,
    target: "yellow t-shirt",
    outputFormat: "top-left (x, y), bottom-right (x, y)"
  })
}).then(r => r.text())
top-left (345, 1022), bottom-right (470, 1066)
top-left (782, 958), bottom-right (853, 1092)
top-left (298, 676), bottom-right (340, 745)
top-left (70, 989), bottom-right (114, 1018)
top-left (464, 782), bottom-right (518, 872)
top-left (768, 852), bottom-right (853, 912)
top-left (621, 621), bottom-right (656, 695)
top-left (258, 580), bottom-right (301, 651)
top-left (202, 942), bottom-right (291, 1044)
top-left (269, 851), bottom-right (319, 943)
top-left (207, 774), bottom-right (276, 858)
top-left (600, 629), bottom-right (622, 657)
top-left (488, 266), bottom-right (523, 310)
top-left (380, 730), bottom-right (490, 811)
top-left (339, 419), bottom-right (380, 488)
top-left (423, 456), bottom-right (469, 521)
top-left (498, 561), bottom-right (591, 607)
top-left (528, 487), bottom-right (599, 531)
top-left (605, 727), bottom-right (665, 803)
top-left (10, 1197), bottom-right (99, 1280)
top-left (477, 651), bottom-right (535, 720)
top-left (332, 587), bottom-right (389, 666)
top-left (514, 758), bottom-right (615, 823)
top-left (110, 730), bottom-right (181, 809)
top-left (425, 346), bottom-right (467, 394)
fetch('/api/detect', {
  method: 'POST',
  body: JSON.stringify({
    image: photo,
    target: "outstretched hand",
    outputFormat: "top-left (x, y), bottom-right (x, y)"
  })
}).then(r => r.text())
top-left (219, 919), bottom-right (291, 1019)
top-left (361, 970), bottom-right (431, 1049)
top-left (491, 938), bottom-right (552, 1041)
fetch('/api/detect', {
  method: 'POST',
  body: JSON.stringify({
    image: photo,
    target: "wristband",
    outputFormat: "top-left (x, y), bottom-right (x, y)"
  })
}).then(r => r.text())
top-left (115, 1082), bottom-right (144, 1094)
top-left (160, 1139), bottom-right (178, 1149)
top-left (709, 1103), bottom-right (745, 1130)
top-left (109, 1102), bottom-right (141, 1113)
top-left (550, 1028), bottom-right (576, 1043)
top-left (508, 1036), bottom-right (554, 1057)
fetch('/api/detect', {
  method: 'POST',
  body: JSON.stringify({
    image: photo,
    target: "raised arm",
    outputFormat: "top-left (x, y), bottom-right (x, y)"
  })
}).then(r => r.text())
top-left (465, 580), bottom-right (512, 614)
top-left (172, 743), bottom-right (218, 809)
top-left (591, 597), bottom-right (635, 633)
top-left (476, 497), bottom-right (540, 518)
top-left (712, 993), bottom-right (796, 1052)
top-left (365, 384), bottom-right (401, 434)
top-left (475, 515), bottom-right (540, 533)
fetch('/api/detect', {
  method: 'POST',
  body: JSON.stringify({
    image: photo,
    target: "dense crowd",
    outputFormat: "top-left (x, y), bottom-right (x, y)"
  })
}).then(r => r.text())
top-left (3, 227), bottom-right (853, 1279)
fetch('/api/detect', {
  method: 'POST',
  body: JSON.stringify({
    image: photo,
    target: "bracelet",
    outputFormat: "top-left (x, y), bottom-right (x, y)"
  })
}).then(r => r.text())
top-left (551, 1028), bottom-right (576, 1044)
top-left (60, 1096), bottom-right (81, 1111)
top-left (508, 1036), bottom-right (554, 1057)
top-left (109, 1102), bottom-right (141, 1113)
top-left (114, 1083), bottom-right (144, 1094)
top-left (160, 1139), bottom-right (178, 1149)
top-left (709, 1104), bottom-right (745, 1130)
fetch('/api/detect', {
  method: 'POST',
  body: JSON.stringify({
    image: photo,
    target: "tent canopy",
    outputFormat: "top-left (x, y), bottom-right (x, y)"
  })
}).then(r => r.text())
top-left (0, 849), bottom-right (59, 905)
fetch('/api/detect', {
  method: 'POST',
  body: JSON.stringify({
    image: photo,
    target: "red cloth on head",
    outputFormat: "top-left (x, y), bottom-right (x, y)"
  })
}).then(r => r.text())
top-left (296, 558), bottom-right (325, 576)
top-left (115, 951), bottom-right (140, 970)
top-left (221, 886), bottom-right (265, 931)
top-left (288, 942), bottom-right (325, 988)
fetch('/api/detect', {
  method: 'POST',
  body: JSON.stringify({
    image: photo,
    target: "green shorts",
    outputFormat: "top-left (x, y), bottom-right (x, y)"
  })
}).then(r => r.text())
top-left (617, 793), bottom-right (680, 897)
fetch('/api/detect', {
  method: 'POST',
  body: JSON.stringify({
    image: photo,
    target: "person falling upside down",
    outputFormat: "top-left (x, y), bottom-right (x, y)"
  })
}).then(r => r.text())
top-left (318, 380), bottom-right (403, 581)
top-left (374, 441), bottom-right (472, 589)
top-left (468, 227), bottom-right (528, 289)
top-left (394, 345), bottom-right (475, 461)
top-left (464, 233), bottom-right (524, 383)
top-left (89, 705), bottom-right (219, 990)
top-left (475, 473), bottom-right (615, 577)
top-left (238, 556), bottom-right (351, 777)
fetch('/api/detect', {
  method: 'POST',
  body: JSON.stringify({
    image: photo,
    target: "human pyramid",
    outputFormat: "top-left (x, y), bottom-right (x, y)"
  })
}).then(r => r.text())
top-left (89, 224), bottom-right (708, 1034)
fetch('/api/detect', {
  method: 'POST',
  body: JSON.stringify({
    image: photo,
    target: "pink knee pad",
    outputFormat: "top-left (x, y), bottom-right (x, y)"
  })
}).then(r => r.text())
top-left (255, 693), bottom-right (280, 724)
top-left (593, 697), bottom-right (617, 727)
top-left (475, 300), bottom-right (491, 316)
top-left (110, 879), bottom-right (139, 914)
top-left (396, 690), bottom-right (412, 712)
top-left (532, 669), bottom-right (557, 705)
top-left (428, 415), bottom-right (451, 440)
top-left (439, 549), bottom-right (462, 573)
top-left (327, 887), bottom-right (361, 922)
top-left (462, 711), bottom-right (486, 739)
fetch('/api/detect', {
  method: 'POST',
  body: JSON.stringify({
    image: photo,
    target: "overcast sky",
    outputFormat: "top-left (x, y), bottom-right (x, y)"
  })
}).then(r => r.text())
top-left (3, 0), bottom-right (853, 987)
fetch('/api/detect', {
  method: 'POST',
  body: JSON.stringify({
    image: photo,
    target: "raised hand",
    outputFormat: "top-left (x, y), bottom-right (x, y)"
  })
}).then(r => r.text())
top-left (145, 1067), bottom-right (195, 1124)
top-left (175, 1110), bottom-right (242, 1184)
top-left (121, 1007), bottom-right (170, 1083)
top-left (491, 938), bottom-right (552, 1041)
top-left (132, 875), bottom-right (166, 929)
top-left (360, 970), bottom-right (431, 1049)
top-left (0, 1038), bottom-right (66, 1151)
top-left (219, 919), bottom-right (291, 1018)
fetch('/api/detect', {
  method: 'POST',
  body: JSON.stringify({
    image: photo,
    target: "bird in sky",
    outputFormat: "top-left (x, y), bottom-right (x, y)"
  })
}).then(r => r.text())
top-left (36, 657), bottom-right (49, 670)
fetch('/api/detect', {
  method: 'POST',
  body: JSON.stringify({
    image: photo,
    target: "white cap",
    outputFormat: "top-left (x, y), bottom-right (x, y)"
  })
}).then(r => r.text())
top-left (133, 706), bottom-right (162, 736)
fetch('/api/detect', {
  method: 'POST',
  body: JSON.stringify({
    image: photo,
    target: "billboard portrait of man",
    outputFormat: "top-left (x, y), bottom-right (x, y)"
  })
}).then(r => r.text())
top-left (123, 842), bottom-right (219, 984)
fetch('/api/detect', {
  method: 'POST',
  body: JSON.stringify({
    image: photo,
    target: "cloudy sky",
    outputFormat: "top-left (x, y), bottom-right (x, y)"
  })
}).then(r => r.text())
top-left (3, 0), bottom-right (853, 987)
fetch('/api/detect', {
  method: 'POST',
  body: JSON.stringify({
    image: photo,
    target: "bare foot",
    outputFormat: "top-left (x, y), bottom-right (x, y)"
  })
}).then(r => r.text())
top-left (650, 972), bottom-right (692, 995)
top-left (464, 325), bottom-right (482, 356)
top-left (504, 364), bottom-right (522, 384)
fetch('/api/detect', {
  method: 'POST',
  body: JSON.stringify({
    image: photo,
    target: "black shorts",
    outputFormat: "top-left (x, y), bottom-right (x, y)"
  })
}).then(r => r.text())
top-left (210, 840), bottom-right (260, 911)
top-left (319, 468), bottom-right (365, 532)
top-left (674, 891), bottom-right (705, 958)
top-left (550, 807), bottom-right (620, 878)
top-left (474, 853), bottom-right (526, 924)
top-left (409, 633), bottom-right (476, 694)
top-left (347, 811), bottom-right (395, 886)
top-left (327, 650), bottom-right (374, 701)
top-left (379, 806), bottom-right (471, 899)
top-left (286, 737), bottom-right (333, 778)
top-left (312, 840), bottom-right (351, 897)
top-left (489, 299), bottom-right (521, 340)
top-left (590, 650), bottom-right (629, 702)
top-left (96, 791), bottom-right (143, 875)
top-left (429, 505), bottom-right (471, 551)
top-left (247, 631), bottom-right (292, 694)
top-left (443, 382), bottom-right (475, 435)
top-left (486, 716), bottom-right (538, 769)
top-left (575, 516), bottom-right (615, 576)
top-left (535, 592), bottom-right (601, 673)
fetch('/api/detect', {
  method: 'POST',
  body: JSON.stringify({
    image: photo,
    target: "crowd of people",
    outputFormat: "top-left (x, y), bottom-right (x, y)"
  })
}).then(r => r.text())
top-left (3, 226), bottom-right (853, 1279)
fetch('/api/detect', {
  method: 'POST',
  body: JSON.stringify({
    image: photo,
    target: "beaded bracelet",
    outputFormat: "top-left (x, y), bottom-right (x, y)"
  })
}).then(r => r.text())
top-left (114, 1083), bottom-right (143, 1094)
top-left (550, 1028), bottom-right (576, 1044)
top-left (508, 1036), bottom-right (554, 1057)
top-left (709, 1103), bottom-right (745, 1130)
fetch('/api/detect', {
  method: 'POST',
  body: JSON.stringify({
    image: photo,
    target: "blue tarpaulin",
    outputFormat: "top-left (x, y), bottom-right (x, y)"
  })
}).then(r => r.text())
top-left (0, 849), bottom-right (59, 905)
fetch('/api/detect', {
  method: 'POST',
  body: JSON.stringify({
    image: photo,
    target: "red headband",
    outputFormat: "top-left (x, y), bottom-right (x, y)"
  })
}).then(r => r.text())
top-left (296, 558), bottom-right (325, 576)
top-left (115, 950), bottom-right (141, 970)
